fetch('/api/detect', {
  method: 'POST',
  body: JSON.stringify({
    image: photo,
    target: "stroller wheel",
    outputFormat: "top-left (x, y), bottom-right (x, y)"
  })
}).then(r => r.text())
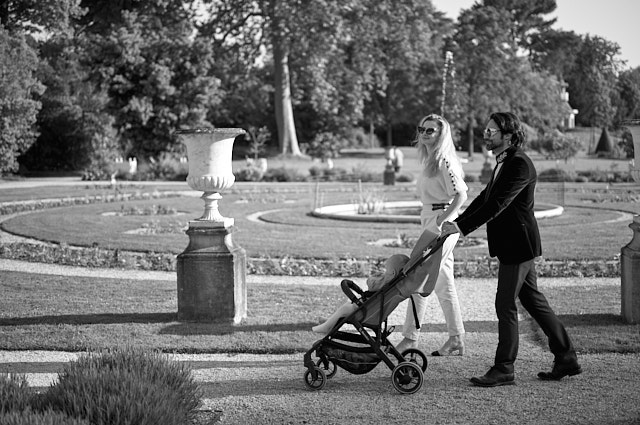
top-left (303, 367), bottom-right (327, 391)
top-left (316, 358), bottom-right (337, 379)
top-left (391, 362), bottom-right (423, 394)
top-left (401, 348), bottom-right (428, 372)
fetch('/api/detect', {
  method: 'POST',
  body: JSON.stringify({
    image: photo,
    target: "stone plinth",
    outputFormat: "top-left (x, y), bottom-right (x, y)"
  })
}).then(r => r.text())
top-left (479, 161), bottom-right (493, 184)
top-left (620, 120), bottom-right (640, 324)
top-left (177, 220), bottom-right (246, 323)
top-left (621, 215), bottom-right (640, 323)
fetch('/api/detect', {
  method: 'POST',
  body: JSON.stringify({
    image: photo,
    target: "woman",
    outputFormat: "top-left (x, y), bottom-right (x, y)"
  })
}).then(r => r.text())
top-left (396, 113), bottom-right (468, 356)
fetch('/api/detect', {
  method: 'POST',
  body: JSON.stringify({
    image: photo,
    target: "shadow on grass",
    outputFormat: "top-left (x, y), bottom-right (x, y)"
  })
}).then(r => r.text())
top-left (558, 313), bottom-right (629, 326)
top-left (160, 319), bottom-right (501, 336)
top-left (530, 313), bottom-right (640, 354)
top-left (419, 320), bottom-right (499, 333)
top-left (159, 322), bottom-right (317, 335)
top-left (0, 312), bottom-right (177, 326)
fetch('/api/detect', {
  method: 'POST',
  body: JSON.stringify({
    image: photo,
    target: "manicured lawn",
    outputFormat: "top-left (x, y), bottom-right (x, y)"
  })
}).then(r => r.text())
top-left (0, 270), bottom-right (637, 354)
top-left (1, 181), bottom-right (636, 262)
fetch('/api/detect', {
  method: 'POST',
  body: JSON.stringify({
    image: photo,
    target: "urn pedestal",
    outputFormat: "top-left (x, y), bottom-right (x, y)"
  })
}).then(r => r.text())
top-left (620, 120), bottom-right (640, 323)
top-left (174, 128), bottom-right (247, 323)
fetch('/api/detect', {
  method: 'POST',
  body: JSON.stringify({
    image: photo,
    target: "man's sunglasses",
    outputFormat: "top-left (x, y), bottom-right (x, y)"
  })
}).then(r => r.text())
top-left (417, 126), bottom-right (437, 135)
top-left (483, 128), bottom-right (500, 137)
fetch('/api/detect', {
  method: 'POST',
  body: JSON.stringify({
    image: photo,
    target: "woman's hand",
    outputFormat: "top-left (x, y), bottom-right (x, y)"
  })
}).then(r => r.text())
top-left (441, 221), bottom-right (460, 237)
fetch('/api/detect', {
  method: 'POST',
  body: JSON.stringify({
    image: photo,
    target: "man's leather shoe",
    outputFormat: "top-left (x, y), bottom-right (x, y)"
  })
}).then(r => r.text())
top-left (538, 360), bottom-right (582, 381)
top-left (470, 367), bottom-right (515, 387)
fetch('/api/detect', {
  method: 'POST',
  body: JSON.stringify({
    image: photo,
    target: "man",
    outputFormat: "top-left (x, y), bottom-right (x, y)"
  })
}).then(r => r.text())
top-left (441, 112), bottom-right (581, 387)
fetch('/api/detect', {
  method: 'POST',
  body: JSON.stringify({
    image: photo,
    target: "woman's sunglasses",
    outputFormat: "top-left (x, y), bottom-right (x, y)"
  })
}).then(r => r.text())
top-left (417, 126), bottom-right (437, 135)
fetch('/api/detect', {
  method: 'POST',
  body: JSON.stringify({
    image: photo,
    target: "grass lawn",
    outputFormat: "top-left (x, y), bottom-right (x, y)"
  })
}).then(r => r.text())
top-left (0, 270), bottom-right (638, 354)
top-left (1, 181), bottom-right (636, 263)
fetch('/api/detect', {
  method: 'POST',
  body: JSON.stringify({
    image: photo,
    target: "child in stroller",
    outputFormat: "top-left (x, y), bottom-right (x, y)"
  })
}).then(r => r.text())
top-left (303, 229), bottom-right (445, 394)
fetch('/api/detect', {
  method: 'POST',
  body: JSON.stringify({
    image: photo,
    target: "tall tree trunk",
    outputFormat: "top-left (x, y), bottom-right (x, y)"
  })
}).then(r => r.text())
top-left (466, 119), bottom-right (474, 161)
top-left (369, 118), bottom-right (375, 148)
top-left (273, 39), bottom-right (302, 156)
top-left (384, 88), bottom-right (392, 147)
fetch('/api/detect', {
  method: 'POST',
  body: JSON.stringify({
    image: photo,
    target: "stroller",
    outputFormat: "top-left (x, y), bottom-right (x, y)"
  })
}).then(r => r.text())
top-left (303, 233), bottom-right (447, 394)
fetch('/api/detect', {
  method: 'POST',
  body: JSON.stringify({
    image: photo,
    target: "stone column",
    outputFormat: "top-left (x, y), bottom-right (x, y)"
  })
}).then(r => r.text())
top-left (620, 120), bottom-right (640, 323)
top-left (174, 128), bottom-right (247, 323)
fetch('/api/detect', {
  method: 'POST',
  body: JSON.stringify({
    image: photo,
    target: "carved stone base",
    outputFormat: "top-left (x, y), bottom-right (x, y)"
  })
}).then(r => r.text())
top-left (176, 221), bottom-right (246, 323)
top-left (621, 215), bottom-right (640, 324)
top-left (479, 161), bottom-right (493, 184)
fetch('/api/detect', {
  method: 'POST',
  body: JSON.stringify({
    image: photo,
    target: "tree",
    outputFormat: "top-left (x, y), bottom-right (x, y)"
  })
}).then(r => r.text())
top-left (347, 0), bottom-right (450, 146)
top-left (21, 35), bottom-right (118, 173)
top-left (484, 0), bottom-right (557, 49)
top-left (199, 0), bottom-right (308, 156)
top-left (0, 28), bottom-right (43, 174)
top-left (612, 67), bottom-right (640, 124)
top-left (77, 2), bottom-right (222, 159)
top-left (568, 35), bottom-right (621, 128)
top-left (452, 6), bottom-right (515, 156)
top-left (0, 0), bottom-right (82, 35)
top-left (529, 29), bottom-right (583, 80)
top-left (452, 3), bottom-right (568, 156)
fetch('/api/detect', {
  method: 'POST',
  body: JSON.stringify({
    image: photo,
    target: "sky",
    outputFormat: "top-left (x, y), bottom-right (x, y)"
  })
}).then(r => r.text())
top-left (430, 0), bottom-right (640, 69)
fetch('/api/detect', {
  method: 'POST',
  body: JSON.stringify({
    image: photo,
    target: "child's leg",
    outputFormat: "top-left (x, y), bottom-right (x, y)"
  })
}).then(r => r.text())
top-left (312, 302), bottom-right (357, 334)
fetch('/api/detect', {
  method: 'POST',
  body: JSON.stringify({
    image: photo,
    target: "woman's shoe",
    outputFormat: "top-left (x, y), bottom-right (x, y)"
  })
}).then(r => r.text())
top-left (431, 335), bottom-right (465, 356)
top-left (395, 337), bottom-right (419, 353)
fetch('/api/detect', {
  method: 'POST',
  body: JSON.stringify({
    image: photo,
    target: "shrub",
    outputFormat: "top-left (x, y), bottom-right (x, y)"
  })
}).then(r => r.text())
top-left (235, 165), bottom-right (265, 182)
top-left (396, 173), bottom-right (414, 183)
top-left (0, 374), bottom-right (33, 414)
top-left (132, 153), bottom-right (188, 181)
top-left (39, 347), bottom-right (200, 425)
top-left (349, 162), bottom-right (378, 182)
top-left (529, 130), bottom-right (582, 162)
top-left (340, 127), bottom-right (381, 149)
top-left (245, 126), bottom-right (270, 160)
top-left (538, 168), bottom-right (576, 182)
top-left (577, 170), bottom-right (609, 182)
top-left (618, 129), bottom-right (634, 159)
top-left (262, 166), bottom-right (305, 182)
top-left (0, 410), bottom-right (89, 425)
top-left (464, 174), bottom-right (479, 182)
top-left (322, 167), bottom-right (348, 181)
top-left (303, 132), bottom-right (343, 160)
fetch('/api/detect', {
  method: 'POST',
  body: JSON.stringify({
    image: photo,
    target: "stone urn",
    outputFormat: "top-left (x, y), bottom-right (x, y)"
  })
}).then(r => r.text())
top-left (174, 128), bottom-right (246, 224)
top-left (620, 120), bottom-right (640, 323)
top-left (173, 127), bottom-right (247, 323)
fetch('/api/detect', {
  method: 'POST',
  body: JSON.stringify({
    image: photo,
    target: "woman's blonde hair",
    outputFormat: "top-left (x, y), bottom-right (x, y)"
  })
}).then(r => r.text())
top-left (413, 114), bottom-right (462, 177)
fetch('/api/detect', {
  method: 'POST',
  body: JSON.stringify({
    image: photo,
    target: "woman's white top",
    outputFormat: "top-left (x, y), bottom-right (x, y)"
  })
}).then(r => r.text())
top-left (416, 156), bottom-right (468, 206)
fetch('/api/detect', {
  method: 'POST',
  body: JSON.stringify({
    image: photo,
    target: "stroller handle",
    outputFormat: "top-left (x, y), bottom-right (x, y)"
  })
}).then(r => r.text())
top-left (341, 279), bottom-right (365, 306)
top-left (401, 233), bottom-right (449, 275)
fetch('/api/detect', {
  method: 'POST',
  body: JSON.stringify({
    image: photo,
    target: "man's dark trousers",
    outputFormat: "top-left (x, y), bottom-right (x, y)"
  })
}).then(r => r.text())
top-left (494, 259), bottom-right (576, 373)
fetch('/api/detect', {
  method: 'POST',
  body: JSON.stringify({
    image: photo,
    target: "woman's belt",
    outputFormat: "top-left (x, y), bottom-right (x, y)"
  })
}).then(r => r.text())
top-left (431, 203), bottom-right (449, 211)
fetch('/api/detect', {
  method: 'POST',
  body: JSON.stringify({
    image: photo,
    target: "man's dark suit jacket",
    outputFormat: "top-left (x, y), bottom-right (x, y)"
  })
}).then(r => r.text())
top-left (455, 146), bottom-right (541, 265)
